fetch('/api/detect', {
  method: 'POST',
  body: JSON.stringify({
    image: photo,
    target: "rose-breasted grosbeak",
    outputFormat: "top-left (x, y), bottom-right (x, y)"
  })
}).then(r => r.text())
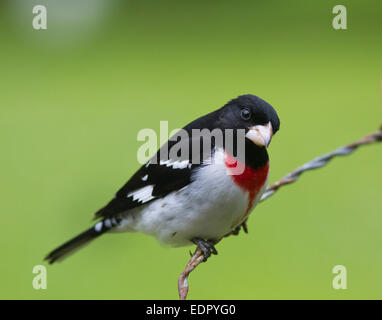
top-left (45, 94), bottom-right (280, 263)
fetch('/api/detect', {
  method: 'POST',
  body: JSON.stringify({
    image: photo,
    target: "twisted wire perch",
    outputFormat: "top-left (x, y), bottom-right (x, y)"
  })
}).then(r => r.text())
top-left (178, 126), bottom-right (382, 300)
top-left (260, 126), bottom-right (382, 201)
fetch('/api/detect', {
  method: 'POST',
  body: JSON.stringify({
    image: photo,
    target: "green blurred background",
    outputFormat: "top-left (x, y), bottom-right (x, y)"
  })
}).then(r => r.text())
top-left (0, 0), bottom-right (381, 299)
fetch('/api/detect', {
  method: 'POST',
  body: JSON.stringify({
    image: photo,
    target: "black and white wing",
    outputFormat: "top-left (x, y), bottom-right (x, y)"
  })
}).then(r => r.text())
top-left (95, 137), bottom-right (210, 219)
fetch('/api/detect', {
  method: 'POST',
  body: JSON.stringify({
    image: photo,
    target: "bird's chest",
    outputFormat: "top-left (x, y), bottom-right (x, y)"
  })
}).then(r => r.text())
top-left (224, 152), bottom-right (270, 226)
top-left (188, 149), bottom-right (269, 231)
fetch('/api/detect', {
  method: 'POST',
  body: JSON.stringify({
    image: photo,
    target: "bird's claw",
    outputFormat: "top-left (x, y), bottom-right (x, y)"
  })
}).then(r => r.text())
top-left (231, 220), bottom-right (248, 236)
top-left (191, 238), bottom-right (218, 262)
top-left (242, 220), bottom-right (248, 233)
top-left (231, 226), bottom-right (241, 235)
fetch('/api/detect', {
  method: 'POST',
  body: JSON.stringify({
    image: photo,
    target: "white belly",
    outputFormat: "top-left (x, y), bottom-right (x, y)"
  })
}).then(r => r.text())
top-left (116, 149), bottom-right (266, 246)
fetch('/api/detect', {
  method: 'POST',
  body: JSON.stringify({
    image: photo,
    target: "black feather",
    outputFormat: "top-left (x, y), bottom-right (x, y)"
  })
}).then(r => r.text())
top-left (44, 219), bottom-right (116, 264)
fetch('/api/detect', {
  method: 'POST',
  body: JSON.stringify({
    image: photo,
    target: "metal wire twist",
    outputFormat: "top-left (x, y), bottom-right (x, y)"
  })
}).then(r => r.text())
top-left (261, 128), bottom-right (382, 202)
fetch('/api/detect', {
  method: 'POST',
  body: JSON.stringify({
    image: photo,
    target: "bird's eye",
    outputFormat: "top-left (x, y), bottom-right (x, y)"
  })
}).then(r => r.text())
top-left (240, 108), bottom-right (251, 121)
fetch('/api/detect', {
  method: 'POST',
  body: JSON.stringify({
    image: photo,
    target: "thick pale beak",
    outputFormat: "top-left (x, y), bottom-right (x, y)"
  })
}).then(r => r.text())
top-left (245, 122), bottom-right (273, 147)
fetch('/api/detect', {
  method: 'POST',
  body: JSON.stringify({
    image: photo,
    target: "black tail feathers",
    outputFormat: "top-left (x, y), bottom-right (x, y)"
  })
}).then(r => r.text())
top-left (45, 218), bottom-right (119, 264)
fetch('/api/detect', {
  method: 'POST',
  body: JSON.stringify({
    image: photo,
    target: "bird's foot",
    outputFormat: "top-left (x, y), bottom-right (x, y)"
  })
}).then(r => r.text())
top-left (231, 220), bottom-right (249, 236)
top-left (231, 225), bottom-right (241, 235)
top-left (191, 238), bottom-right (218, 262)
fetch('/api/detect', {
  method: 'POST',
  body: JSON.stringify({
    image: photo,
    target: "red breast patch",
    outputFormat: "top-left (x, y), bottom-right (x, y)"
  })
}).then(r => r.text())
top-left (225, 152), bottom-right (269, 224)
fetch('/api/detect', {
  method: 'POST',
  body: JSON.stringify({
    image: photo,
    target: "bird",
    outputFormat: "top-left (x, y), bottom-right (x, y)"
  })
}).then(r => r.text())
top-left (45, 94), bottom-right (280, 264)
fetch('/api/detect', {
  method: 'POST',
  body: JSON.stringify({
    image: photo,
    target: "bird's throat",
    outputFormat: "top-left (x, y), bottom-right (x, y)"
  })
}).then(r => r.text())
top-left (225, 152), bottom-right (269, 195)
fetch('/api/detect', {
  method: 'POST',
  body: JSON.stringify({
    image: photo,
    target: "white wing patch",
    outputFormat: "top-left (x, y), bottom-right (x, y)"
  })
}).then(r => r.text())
top-left (159, 159), bottom-right (189, 169)
top-left (127, 185), bottom-right (155, 203)
top-left (95, 221), bottom-right (103, 232)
